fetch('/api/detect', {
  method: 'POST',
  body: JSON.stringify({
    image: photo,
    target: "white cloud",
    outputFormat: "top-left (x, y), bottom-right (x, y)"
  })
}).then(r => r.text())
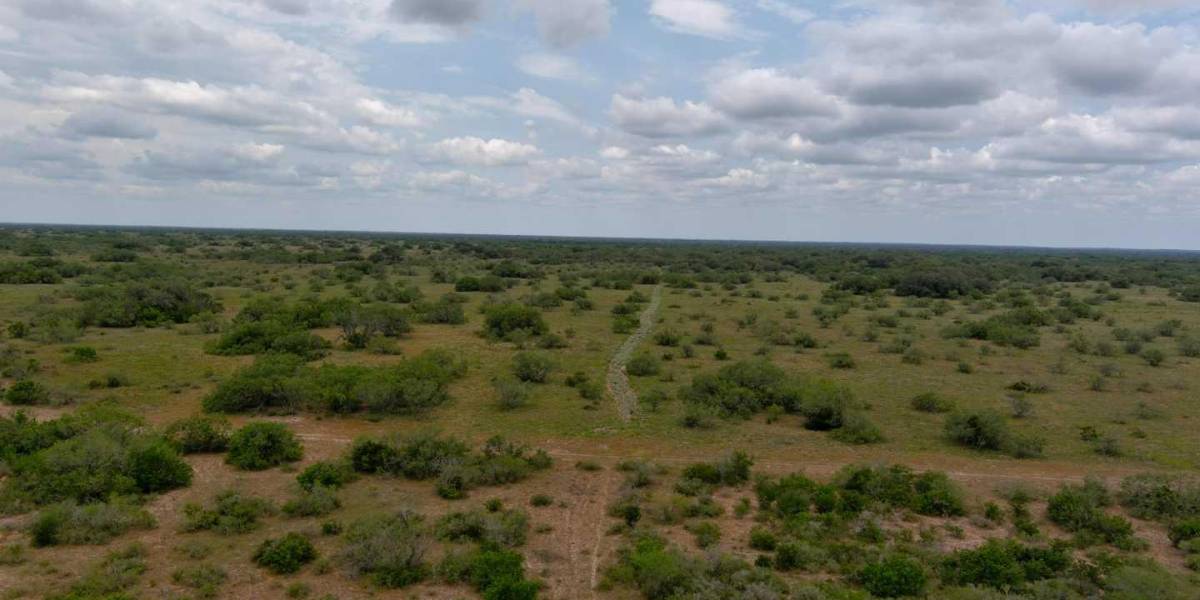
top-left (516, 53), bottom-right (592, 83)
top-left (355, 98), bottom-right (424, 127)
top-left (649, 0), bottom-right (741, 39)
top-left (609, 94), bottom-right (727, 137)
top-left (429, 136), bottom-right (540, 166)
top-left (518, 0), bottom-right (611, 48)
top-left (709, 68), bottom-right (838, 119)
top-left (755, 0), bottom-right (813, 24)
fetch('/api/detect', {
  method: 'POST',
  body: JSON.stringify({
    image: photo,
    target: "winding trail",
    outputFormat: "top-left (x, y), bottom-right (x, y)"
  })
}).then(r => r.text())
top-left (606, 285), bottom-right (662, 422)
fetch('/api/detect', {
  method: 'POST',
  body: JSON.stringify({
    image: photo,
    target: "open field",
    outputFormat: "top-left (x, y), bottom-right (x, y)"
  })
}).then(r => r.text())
top-left (1, 226), bottom-right (1199, 599)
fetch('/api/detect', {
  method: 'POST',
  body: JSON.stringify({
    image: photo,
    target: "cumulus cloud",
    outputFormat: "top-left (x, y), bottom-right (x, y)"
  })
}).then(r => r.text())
top-left (429, 137), bottom-right (540, 166)
top-left (388, 0), bottom-right (485, 26)
top-left (355, 98), bottom-right (424, 127)
top-left (610, 94), bottom-right (727, 137)
top-left (755, 0), bottom-right (813, 24)
top-left (649, 0), bottom-right (741, 39)
top-left (59, 108), bottom-right (157, 140)
top-left (516, 54), bottom-right (592, 82)
top-left (518, 0), bottom-right (611, 48)
top-left (1048, 23), bottom-right (1170, 96)
top-left (709, 69), bottom-right (838, 119)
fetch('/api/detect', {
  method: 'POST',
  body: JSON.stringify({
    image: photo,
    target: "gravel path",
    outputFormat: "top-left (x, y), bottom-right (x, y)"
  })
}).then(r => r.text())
top-left (606, 285), bottom-right (662, 422)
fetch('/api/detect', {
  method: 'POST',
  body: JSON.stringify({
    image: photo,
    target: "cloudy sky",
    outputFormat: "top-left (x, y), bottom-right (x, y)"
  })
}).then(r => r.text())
top-left (2, 0), bottom-right (1199, 248)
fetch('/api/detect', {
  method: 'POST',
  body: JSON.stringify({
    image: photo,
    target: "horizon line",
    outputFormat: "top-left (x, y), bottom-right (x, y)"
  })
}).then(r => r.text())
top-left (2, 221), bottom-right (1198, 255)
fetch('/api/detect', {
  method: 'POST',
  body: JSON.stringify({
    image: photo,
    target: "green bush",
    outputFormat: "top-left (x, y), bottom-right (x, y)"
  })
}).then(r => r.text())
top-left (297, 461), bottom-right (356, 490)
top-left (944, 410), bottom-right (1011, 451)
top-left (1047, 480), bottom-right (1137, 547)
top-left (30, 499), bottom-right (155, 546)
top-left (163, 415), bottom-right (231, 454)
top-left (626, 351), bottom-right (662, 377)
top-left (5, 379), bottom-right (49, 406)
top-left (172, 563), bottom-right (227, 599)
top-left (225, 422), bottom-right (303, 470)
top-left (282, 485), bottom-right (340, 517)
top-left (436, 507), bottom-right (529, 548)
top-left (182, 490), bottom-right (276, 535)
top-left (484, 304), bottom-right (548, 340)
top-left (1168, 518), bottom-right (1200, 547)
top-left (940, 539), bottom-right (1071, 589)
top-left (512, 352), bottom-right (554, 383)
top-left (830, 412), bottom-right (884, 444)
top-left (339, 511), bottom-right (430, 588)
top-left (254, 532), bottom-right (317, 574)
top-left (1, 421), bottom-right (192, 507)
top-left (911, 392), bottom-right (955, 413)
top-left (65, 346), bottom-right (99, 363)
top-left (1117, 474), bottom-right (1200, 522)
top-left (859, 556), bottom-right (927, 597)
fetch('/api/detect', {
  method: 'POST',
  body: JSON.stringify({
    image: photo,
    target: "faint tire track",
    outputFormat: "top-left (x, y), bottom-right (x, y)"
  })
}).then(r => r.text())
top-left (606, 285), bottom-right (662, 422)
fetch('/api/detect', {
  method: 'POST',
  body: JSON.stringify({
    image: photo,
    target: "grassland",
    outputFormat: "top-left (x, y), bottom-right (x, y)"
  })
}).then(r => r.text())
top-left (1, 227), bottom-right (1199, 599)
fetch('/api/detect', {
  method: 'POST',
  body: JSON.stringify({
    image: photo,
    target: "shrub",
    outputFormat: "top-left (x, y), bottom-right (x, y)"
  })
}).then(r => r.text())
top-left (339, 511), bottom-right (430, 588)
top-left (944, 410), bottom-right (1011, 451)
top-left (65, 346), bottom-right (99, 363)
top-left (182, 490), bottom-right (276, 535)
top-left (1168, 518), bottom-right (1200, 547)
top-left (512, 352), bottom-right (554, 383)
top-left (436, 507), bottom-right (529, 548)
top-left (5, 379), bottom-right (49, 406)
top-left (282, 485), bottom-right (340, 518)
top-left (940, 539), bottom-right (1071, 589)
top-left (297, 461), bottom-right (356, 491)
top-left (484, 304), bottom-right (548, 340)
top-left (2, 423), bottom-right (192, 507)
top-left (163, 415), bottom-right (231, 454)
top-left (1117, 473), bottom-right (1200, 522)
top-left (254, 532), bottom-right (317, 574)
top-left (626, 351), bottom-right (662, 377)
top-left (493, 377), bottom-right (532, 411)
top-left (172, 564), bottom-right (227, 599)
top-left (226, 422), bottom-right (303, 470)
top-left (1047, 480), bottom-right (1137, 547)
top-left (859, 556), bottom-right (927, 597)
top-left (911, 392), bottom-right (954, 413)
top-left (1141, 348), bottom-right (1166, 366)
top-left (826, 352), bottom-right (856, 369)
top-left (686, 521), bottom-right (721, 548)
top-left (830, 412), bottom-right (884, 444)
top-left (30, 499), bottom-right (156, 547)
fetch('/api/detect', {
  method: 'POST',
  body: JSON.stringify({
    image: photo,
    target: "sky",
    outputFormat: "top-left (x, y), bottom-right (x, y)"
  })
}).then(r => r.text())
top-left (1, 0), bottom-right (1200, 249)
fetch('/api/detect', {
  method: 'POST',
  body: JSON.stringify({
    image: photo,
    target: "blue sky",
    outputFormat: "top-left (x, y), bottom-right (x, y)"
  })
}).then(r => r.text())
top-left (1, 0), bottom-right (1199, 248)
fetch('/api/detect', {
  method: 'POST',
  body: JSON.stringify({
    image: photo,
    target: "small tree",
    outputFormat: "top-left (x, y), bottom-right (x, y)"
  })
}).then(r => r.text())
top-left (226, 422), bottom-right (303, 471)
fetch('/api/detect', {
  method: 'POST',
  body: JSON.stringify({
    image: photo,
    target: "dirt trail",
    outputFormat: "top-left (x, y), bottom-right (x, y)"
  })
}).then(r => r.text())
top-left (606, 285), bottom-right (662, 422)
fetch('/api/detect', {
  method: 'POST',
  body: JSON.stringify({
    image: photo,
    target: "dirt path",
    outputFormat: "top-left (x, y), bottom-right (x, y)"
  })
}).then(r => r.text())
top-left (606, 285), bottom-right (662, 422)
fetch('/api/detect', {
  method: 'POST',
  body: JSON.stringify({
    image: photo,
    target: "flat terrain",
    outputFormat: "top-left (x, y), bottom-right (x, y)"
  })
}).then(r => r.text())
top-left (1, 227), bottom-right (1198, 599)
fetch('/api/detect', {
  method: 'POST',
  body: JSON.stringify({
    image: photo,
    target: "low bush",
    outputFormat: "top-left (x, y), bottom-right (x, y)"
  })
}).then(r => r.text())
top-left (940, 539), bottom-right (1071, 589)
top-left (282, 485), bottom-right (340, 518)
top-left (512, 352), bottom-right (554, 383)
top-left (626, 351), bottom-right (662, 377)
top-left (182, 490), bottom-right (276, 535)
top-left (1047, 480), bottom-right (1138, 547)
top-left (945, 410), bottom-right (1011, 452)
top-left (172, 564), bottom-right (227, 599)
top-left (4, 380), bottom-right (49, 406)
top-left (254, 532), bottom-right (317, 574)
top-left (225, 422), bottom-right (303, 471)
top-left (859, 556), bottom-right (927, 597)
top-left (484, 304), bottom-right (548, 340)
top-left (163, 415), bottom-right (231, 454)
top-left (297, 461), bottom-right (356, 491)
top-left (911, 392), bottom-right (955, 413)
top-left (30, 498), bottom-right (155, 546)
top-left (339, 511), bottom-right (430, 588)
top-left (436, 507), bottom-right (529, 548)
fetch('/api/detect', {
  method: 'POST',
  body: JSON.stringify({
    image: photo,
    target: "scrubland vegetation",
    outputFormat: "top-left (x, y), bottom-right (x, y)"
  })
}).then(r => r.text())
top-left (1, 226), bottom-right (1200, 598)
